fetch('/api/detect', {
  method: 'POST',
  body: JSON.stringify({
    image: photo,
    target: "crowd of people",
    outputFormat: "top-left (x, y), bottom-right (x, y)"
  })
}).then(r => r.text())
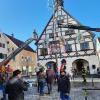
top-left (36, 59), bottom-right (71, 100)
top-left (0, 59), bottom-right (71, 100)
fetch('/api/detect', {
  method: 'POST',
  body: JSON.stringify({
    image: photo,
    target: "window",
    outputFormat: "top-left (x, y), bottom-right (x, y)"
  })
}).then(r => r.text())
top-left (65, 29), bottom-right (75, 35)
top-left (0, 54), bottom-right (7, 59)
top-left (49, 33), bottom-right (54, 38)
top-left (0, 43), bottom-right (2, 47)
top-left (2, 44), bottom-right (5, 48)
top-left (65, 44), bottom-right (72, 52)
top-left (24, 57), bottom-right (27, 61)
top-left (0, 53), bottom-right (4, 59)
top-left (0, 43), bottom-right (5, 48)
top-left (80, 42), bottom-right (89, 50)
top-left (0, 34), bottom-right (1, 37)
top-left (28, 56), bottom-right (32, 62)
top-left (40, 48), bottom-right (48, 56)
top-left (7, 48), bottom-right (10, 52)
top-left (55, 32), bottom-right (58, 37)
top-left (68, 29), bottom-right (75, 33)
top-left (49, 41), bottom-right (60, 54)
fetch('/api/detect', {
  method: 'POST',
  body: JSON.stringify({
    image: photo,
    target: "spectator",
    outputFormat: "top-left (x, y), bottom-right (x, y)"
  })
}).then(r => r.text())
top-left (60, 59), bottom-right (67, 74)
top-left (58, 71), bottom-right (71, 100)
top-left (46, 67), bottom-right (55, 94)
top-left (6, 69), bottom-right (28, 100)
top-left (38, 68), bottom-right (45, 96)
top-left (82, 67), bottom-right (87, 83)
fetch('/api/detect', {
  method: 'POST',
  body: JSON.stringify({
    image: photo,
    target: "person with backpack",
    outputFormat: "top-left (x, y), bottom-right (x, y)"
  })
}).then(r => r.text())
top-left (38, 68), bottom-right (45, 96)
top-left (46, 67), bottom-right (55, 94)
top-left (58, 71), bottom-right (71, 100)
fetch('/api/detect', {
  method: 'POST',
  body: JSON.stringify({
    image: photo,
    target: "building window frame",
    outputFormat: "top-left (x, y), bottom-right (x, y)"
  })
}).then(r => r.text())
top-left (49, 33), bottom-right (54, 38)
top-left (65, 44), bottom-right (72, 52)
top-left (80, 42), bottom-right (89, 50)
top-left (40, 48), bottom-right (48, 56)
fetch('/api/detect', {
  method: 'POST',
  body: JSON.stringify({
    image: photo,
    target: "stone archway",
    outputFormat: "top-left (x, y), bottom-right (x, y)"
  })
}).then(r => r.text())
top-left (46, 61), bottom-right (57, 73)
top-left (72, 59), bottom-right (89, 75)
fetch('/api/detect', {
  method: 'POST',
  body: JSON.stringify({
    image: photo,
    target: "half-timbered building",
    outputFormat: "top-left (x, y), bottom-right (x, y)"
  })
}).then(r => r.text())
top-left (36, 0), bottom-right (99, 75)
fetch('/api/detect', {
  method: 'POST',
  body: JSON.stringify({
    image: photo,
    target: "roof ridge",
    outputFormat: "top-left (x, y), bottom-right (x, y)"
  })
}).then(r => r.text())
top-left (4, 33), bottom-right (36, 52)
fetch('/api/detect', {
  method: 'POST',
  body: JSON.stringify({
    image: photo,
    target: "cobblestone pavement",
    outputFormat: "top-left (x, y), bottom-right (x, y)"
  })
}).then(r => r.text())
top-left (24, 78), bottom-right (100, 100)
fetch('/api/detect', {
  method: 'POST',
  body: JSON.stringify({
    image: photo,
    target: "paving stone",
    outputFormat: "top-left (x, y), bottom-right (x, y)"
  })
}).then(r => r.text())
top-left (24, 78), bottom-right (100, 100)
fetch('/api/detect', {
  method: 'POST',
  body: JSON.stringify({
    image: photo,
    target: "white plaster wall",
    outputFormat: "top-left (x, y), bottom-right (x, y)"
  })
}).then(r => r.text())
top-left (38, 55), bottom-right (99, 74)
top-left (96, 39), bottom-right (100, 66)
top-left (67, 55), bottom-right (99, 74)
top-left (0, 32), bottom-right (8, 62)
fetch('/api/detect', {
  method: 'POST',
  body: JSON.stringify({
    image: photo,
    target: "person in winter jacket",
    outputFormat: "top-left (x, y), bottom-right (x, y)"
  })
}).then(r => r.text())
top-left (6, 69), bottom-right (28, 100)
top-left (60, 59), bottom-right (67, 74)
top-left (46, 67), bottom-right (55, 94)
top-left (38, 68), bottom-right (45, 96)
top-left (58, 71), bottom-right (71, 100)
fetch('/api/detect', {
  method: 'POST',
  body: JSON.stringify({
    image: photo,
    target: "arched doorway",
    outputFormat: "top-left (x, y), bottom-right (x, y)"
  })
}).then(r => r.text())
top-left (46, 61), bottom-right (57, 73)
top-left (72, 59), bottom-right (89, 75)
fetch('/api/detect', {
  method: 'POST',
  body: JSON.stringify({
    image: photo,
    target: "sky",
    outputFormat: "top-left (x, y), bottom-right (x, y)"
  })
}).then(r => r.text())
top-left (0, 0), bottom-right (100, 50)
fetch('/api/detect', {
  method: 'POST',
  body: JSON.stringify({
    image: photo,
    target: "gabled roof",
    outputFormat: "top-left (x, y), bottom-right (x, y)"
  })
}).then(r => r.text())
top-left (5, 34), bottom-right (36, 53)
top-left (35, 15), bottom-right (53, 45)
top-left (36, 8), bottom-right (94, 44)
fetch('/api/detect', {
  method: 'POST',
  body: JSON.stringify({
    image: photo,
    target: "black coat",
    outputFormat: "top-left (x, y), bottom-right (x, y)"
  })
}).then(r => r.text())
top-left (58, 75), bottom-right (70, 93)
top-left (6, 77), bottom-right (28, 100)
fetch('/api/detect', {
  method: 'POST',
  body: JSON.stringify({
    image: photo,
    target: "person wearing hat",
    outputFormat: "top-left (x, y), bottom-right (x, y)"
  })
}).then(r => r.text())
top-left (6, 69), bottom-right (28, 100)
top-left (60, 59), bottom-right (67, 74)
